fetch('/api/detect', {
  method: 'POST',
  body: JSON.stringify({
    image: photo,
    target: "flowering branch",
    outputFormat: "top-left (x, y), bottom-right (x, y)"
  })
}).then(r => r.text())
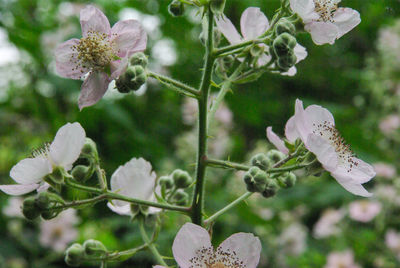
top-left (147, 71), bottom-right (200, 98)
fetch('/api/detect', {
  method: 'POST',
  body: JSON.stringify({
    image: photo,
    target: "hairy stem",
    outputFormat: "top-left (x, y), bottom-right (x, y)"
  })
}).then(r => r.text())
top-left (139, 219), bottom-right (168, 267)
top-left (148, 71), bottom-right (200, 98)
top-left (191, 6), bottom-right (215, 226)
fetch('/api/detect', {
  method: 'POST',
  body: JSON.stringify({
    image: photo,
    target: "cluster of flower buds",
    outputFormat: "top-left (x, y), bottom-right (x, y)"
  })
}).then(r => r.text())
top-left (22, 191), bottom-right (65, 220)
top-left (158, 169), bottom-right (193, 206)
top-left (65, 239), bottom-right (107, 267)
top-left (270, 18), bottom-right (298, 72)
top-left (168, 0), bottom-right (185, 17)
top-left (116, 52), bottom-right (148, 93)
top-left (244, 149), bottom-right (297, 198)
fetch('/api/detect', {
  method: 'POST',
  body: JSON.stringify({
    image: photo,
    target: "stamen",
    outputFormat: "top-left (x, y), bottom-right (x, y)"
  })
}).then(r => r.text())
top-left (312, 121), bottom-right (358, 172)
top-left (313, 0), bottom-right (338, 22)
top-left (31, 142), bottom-right (51, 158)
top-left (188, 245), bottom-right (245, 268)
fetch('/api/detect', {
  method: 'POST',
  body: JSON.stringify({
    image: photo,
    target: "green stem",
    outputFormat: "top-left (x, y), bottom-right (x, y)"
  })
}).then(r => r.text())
top-left (64, 179), bottom-right (190, 213)
top-left (148, 71), bottom-right (200, 98)
top-left (95, 163), bottom-right (107, 191)
top-left (48, 194), bottom-right (108, 210)
top-left (213, 38), bottom-right (267, 57)
top-left (204, 192), bottom-right (253, 224)
top-left (139, 219), bottom-right (168, 267)
top-left (191, 6), bottom-right (215, 226)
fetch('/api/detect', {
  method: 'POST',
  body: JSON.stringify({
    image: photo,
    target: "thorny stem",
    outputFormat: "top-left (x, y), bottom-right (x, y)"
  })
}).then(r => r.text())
top-left (191, 5), bottom-right (215, 226)
top-left (139, 219), bottom-right (168, 267)
top-left (64, 179), bottom-right (190, 213)
top-left (147, 71), bottom-right (200, 98)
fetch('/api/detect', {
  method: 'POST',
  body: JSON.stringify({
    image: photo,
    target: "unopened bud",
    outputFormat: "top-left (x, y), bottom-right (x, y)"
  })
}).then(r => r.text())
top-left (83, 239), bottom-right (107, 256)
top-left (41, 210), bottom-right (60, 220)
top-left (65, 243), bottom-right (85, 267)
top-left (35, 192), bottom-right (51, 210)
top-left (116, 65), bottom-right (147, 93)
top-left (129, 52), bottom-right (148, 67)
top-left (250, 153), bottom-right (272, 171)
top-left (266, 149), bottom-right (286, 163)
top-left (158, 176), bottom-right (174, 190)
top-left (172, 169), bottom-right (193, 189)
top-left (22, 197), bottom-right (40, 220)
top-left (82, 138), bottom-right (98, 158)
top-left (275, 18), bottom-right (296, 35)
top-left (210, 0), bottom-right (226, 16)
top-left (71, 165), bottom-right (90, 181)
top-left (172, 190), bottom-right (189, 206)
top-left (278, 172), bottom-right (297, 188)
top-left (168, 0), bottom-right (185, 17)
top-left (277, 51), bottom-right (297, 69)
top-left (273, 33), bottom-right (296, 57)
top-left (243, 167), bottom-right (268, 193)
top-left (261, 179), bottom-right (279, 198)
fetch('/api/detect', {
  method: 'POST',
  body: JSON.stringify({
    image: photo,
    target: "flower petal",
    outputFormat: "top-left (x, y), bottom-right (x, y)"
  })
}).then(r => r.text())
top-left (172, 223), bottom-right (212, 268)
top-left (294, 99), bottom-right (313, 142)
top-left (107, 202), bottom-right (131, 216)
top-left (55, 39), bottom-right (87, 79)
top-left (110, 158), bottom-right (157, 207)
top-left (285, 116), bottom-right (299, 142)
top-left (305, 21), bottom-right (339, 45)
top-left (80, 5), bottom-right (111, 37)
top-left (215, 14), bottom-right (242, 44)
top-left (110, 57), bottom-right (129, 79)
top-left (266, 127), bottom-right (289, 154)
top-left (306, 134), bottom-right (338, 171)
top-left (240, 7), bottom-right (269, 40)
top-left (218, 232), bottom-right (262, 268)
top-left (0, 183), bottom-right (39, 196)
top-left (304, 104), bottom-right (335, 128)
top-left (332, 158), bottom-right (375, 185)
top-left (10, 157), bottom-right (52, 184)
top-left (111, 20), bottom-right (147, 58)
top-left (330, 171), bottom-right (373, 197)
top-left (294, 43), bottom-right (308, 63)
top-left (257, 52), bottom-right (272, 67)
top-left (49, 122), bottom-right (86, 169)
top-left (78, 71), bottom-right (111, 110)
top-left (290, 0), bottom-right (318, 21)
top-left (333, 8), bottom-right (361, 39)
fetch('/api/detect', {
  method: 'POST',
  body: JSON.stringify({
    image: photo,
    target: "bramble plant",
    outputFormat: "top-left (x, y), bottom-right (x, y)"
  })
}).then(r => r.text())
top-left (0, 0), bottom-right (377, 267)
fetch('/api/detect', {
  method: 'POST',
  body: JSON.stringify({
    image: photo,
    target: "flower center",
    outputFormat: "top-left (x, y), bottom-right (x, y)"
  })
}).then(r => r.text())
top-left (71, 30), bottom-right (117, 74)
top-left (189, 246), bottom-right (245, 268)
top-left (312, 121), bottom-right (358, 172)
top-left (313, 0), bottom-right (339, 22)
top-left (32, 142), bottom-right (51, 159)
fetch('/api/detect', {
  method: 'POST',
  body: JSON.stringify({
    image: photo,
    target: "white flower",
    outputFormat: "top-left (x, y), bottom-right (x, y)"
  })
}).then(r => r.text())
top-left (373, 163), bottom-right (396, 179)
top-left (386, 229), bottom-right (400, 260)
top-left (348, 200), bottom-right (381, 222)
top-left (267, 99), bottom-right (375, 197)
top-left (379, 114), bottom-right (400, 135)
top-left (324, 250), bottom-right (361, 268)
top-left (290, 0), bottom-right (361, 45)
top-left (155, 222), bottom-right (261, 268)
top-left (313, 208), bottom-right (344, 238)
top-left (39, 209), bottom-right (79, 252)
top-left (216, 7), bottom-right (307, 76)
top-left (0, 123), bottom-right (86, 196)
top-left (278, 223), bottom-right (307, 256)
top-left (3, 197), bottom-right (24, 218)
top-left (107, 157), bottom-right (160, 216)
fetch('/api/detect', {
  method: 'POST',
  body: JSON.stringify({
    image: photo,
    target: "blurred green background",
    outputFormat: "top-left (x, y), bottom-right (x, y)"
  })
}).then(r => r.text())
top-left (0, 0), bottom-right (400, 267)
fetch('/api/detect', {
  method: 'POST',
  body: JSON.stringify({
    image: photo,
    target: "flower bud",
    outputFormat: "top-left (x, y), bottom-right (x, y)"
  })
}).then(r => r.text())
top-left (22, 197), bottom-right (41, 220)
top-left (158, 175), bottom-right (174, 190)
top-left (83, 239), bottom-right (107, 256)
top-left (35, 192), bottom-right (52, 210)
top-left (81, 138), bottom-right (98, 158)
top-left (243, 167), bottom-right (268, 193)
top-left (266, 149), bottom-right (286, 163)
top-left (65, 243), bottom-right (85, 267)
top-left (172, 190), bottom-right (189, 206)
top-left (275, 18), bottom-right (296, 36)
top-left (129, 52), bottom-right (148, 68)
top-left (116, 65), bottom-right (147, 93)
top-left (41, 210), bottom-right (60, 220)
top-left (277, 51), bottom-right (297, 70)
top-left (168, 0), bottom-right (185, 17)
top-left (250, 153), bottom-right (272, 171)
top-left (278, 172), bottom-right (297, 188)
top-left (210, 0), bottom-right (226, 16)
top-left (71, 165), bottom-right (90, 181)
top-left (261, 179), bottom-right (279, 198)
top-left (171, 169), bottom-right (193, 189)
top-left (273, 33), bottom-right (296, 57)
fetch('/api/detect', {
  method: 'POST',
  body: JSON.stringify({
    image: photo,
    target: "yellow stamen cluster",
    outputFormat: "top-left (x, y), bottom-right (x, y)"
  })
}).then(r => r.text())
top-left (313, 0), bottom-right (338, 22)
top-left (312, 121), bottom-right (358, 172)
top-left (71, 30), bottom-right (118, 75)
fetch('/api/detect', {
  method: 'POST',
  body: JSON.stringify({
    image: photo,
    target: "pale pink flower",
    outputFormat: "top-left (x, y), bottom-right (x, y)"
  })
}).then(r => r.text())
top-left (216, 7), bottom-right (307, 75)
top-left (374, 185), bottom-right (400, 205)
top-left (385, 229), bottom-right (400, 260)
top-left (348, 200), bottom-right (381, 222)
top-left (313, 208), bottom-right (344, 238)
top-left (267, 99), bottom-right (375, 197)
top-left (278, 223), bottom-right (307, 256)
top-left (39, 209), bottom-right (79, 252)
top-left (107, 157), bottom-right (160, 216)
top-left (55, 5), bottom-right (147, 110)
top-left (324, 250), bottom-right (361, 268)
top-left (0, 123), bottom-right (85, 196)
top-left (156, 223), bottom-right (261, 268)
top-left (3, 197), bottom-right (24, 218)
top-left (373, 163), bottom-right (396, 179)
top-left (290, 0), bottom-right (361, 45)
top-left (379, 114), bottom-right (400, 135)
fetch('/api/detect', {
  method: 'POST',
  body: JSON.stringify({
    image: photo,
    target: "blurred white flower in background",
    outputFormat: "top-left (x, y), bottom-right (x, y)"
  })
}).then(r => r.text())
top-left (386, 229), bottom-right (400, 261)
top-left (2, 197), bottom-right (24, 218)
top-left (39, 209), bottom-right (79, 252)
top-left (324, 250), bottom-right (361, 268)
top-left (313, 208), bottom-right (344, 239)
top-left (379, 114), bottom-right (400, 136)
top-left (278, 223), bottom-right (307, 256)
top-left (348, 200), bottom-right (381, 223)
top-left (373, 163), bottom-right (396, 179)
